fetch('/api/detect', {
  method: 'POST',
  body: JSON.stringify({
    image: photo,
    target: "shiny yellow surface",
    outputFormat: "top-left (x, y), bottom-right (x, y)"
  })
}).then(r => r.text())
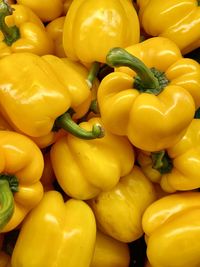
top-left (90, 166), bottom-right (156, 242)
top-left (137, 0), bottom-right (200, 54)
top-left (0, 252), bottom-right (11, 267)
top-left (90, 231), bottom-right (130, 267)
top-left (98, 37), bottom-right (197, 152)
top-left (0, 131), bottom-right (44, 233)
top-left (63, 0), bottom-right (140, 63)
top-left (0, 4), bottom-right (54, 57)
top-left (0, 53), bottom-right (71, 138)
top-left (50, 117), bottom-right (135, 200)
top-left (138, 119), bottom-right (200, 192)
top-left (46, 16), bottom-right (66, 58)
top-left (16, 0), bottom-right (63, 22)
top-left (11, 191), bottom-right (96, 267)
top-left (142, 192), bottom-right (200, 267)
top-left (44, 56), bottom-right (92, 119)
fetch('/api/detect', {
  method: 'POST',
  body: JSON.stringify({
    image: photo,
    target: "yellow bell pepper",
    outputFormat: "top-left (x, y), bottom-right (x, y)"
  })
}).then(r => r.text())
top-left (50, 117), bottom-right (135, 200)
top-left (0, 251), bottom-right (11, 267)
top-left (142, 192), bottom-right (200, 267)
top-left (89, 166), bottom-right (156, 242)
top-left (138, 119), bottom-right (200, 192)
top-left (0, 130), bottom-right (44, 233)
top-left (16, 0), bottom-right (63, 22)
top-left (46, 16), bottom-right (66, 58)
top-left (63, 0), bottom-right (140, 64)
top-left (137, 0), bottom-right (200, 55)
top-left (0, 1), bottom-right (54, 57)
top-left (98, 37), bottom-right (199, 152)
top-left (11, 190), bottom-right (96, 267)
top-left (90, 231), bottom-right (130, 267)
top-left (0, 52), bottom-right (104, 146)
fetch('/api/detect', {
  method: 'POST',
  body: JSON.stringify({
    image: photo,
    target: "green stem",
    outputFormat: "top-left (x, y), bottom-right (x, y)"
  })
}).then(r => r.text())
top-left (54, 111), bottom-right (104, 139)
top-left (151, 150), bottom-right (173, 174)
top-left (198, 0), bottom-right (200, 6)
top-left (0, 179), bottom-right (14, 231)
top-left (89, 99), bottom-right (100, 114)
top-left (106, 47), bottom-right (160, 91)
top-left (0, 0), bottom-right (20, 46)
top-left (86, 62), bottom-right (101, 89)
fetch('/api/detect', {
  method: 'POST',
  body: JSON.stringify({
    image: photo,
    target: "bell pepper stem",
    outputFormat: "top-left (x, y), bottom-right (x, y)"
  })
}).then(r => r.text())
top-left (0, 0), bottom-right (20, 46)
top-left (198, 0), bottom-right (200, 6)
top-left (89, 99), bottom-right (100, 114)
top-left (0, 179), bottom-right (14, 231)
top-left (106, 47), bottom-right (160, 90)
top-left (55, 112), bottom-right (104, 139)
top-left (86, 62), bottom-right (100, 89)
top-left (151, 150), bottom-right (173, 174)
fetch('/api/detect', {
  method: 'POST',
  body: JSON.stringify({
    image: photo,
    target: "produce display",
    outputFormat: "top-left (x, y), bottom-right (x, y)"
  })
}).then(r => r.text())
top-left (0, 0), bottom-right (200, 266)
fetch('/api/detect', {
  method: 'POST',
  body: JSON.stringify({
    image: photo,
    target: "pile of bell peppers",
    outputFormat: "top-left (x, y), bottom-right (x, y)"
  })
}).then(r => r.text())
top-left (0, 0), bottom-right (200, 266)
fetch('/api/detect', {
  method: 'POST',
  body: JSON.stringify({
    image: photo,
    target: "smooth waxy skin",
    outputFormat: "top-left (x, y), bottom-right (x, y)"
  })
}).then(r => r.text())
top-left (90, 166), bottom-right (156, 242)
top-left (63, 0), bottom-right (140, 63)
top-left (90, 231), bottom-right (130, 267)
top-left (16, 0), bottom-right (63, 22)
top-left (0, 53), bottom-right (93, 144)
top-left (98, 37), bottom-right (197, 152)
top-left (142, 192), bottom-right (200, 267)
top-left (51, 117), bottom-right (135, 200)
top-left (0, 4), bottom-right (54, 57)
top-left (137, 0), bottom-right (200, 54)
top-left (138, 119), bottom-right (200, 192)
top-left (46, 16), bottom-right (66, 58)
top-left (11, 191), bottom-right (96, 267)
top-left (0, 131), bottom-right (44, 233)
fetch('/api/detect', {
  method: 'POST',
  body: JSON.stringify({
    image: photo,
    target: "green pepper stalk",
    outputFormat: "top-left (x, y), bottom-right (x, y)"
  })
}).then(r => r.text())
top-left (86, 61), bottom-right (101, 89)
top-left (106, 47), bottom-right (169, 95)
top-left (0, 0), bottom-right (20, 46)
top-left (0, 174), bottom-right (19, 231)
top-left (54, 110), bottom-right (104, 140)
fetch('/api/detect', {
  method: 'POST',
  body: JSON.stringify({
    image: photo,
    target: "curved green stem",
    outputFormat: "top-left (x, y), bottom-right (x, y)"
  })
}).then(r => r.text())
top-left (0, 0), bottom-right (20, 46)
top-left (86, 62), bottom-right (101, 89)
top-left (0, 179), bottom-right (14, 231)
top-left (89, 99), bottom-right (100, 114)
top-left (151, 150), bottom-right (173, 174)
top-left (54, 111), bottom-right (104, 139)
top-left (106, 47), bottom-right (160, 90)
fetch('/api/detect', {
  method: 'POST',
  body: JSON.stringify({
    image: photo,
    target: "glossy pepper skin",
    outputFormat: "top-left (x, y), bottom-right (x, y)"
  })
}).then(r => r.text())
top-left (142, 192), bottom-right (200, 267)
top-left (138, 119), bottom-right (200, 192)
top-left (46, 16), bottom-right (66, 58)
top-left (50, 117), bottom-right (135, 200)
top-left (11, 191), bottom-right (96, 267)
top-left (0, 131), bottom-right (44, 233)
top-left (137, 0), bottom-right (200, 55)
top-left (98, 37), bottom-right (198, 152)
top-left (89, 166), bottom-right (156, 242)
top-left (0, 2), bottom-right (54, 57)
top-left (62, 0), bottom-right (140, 64)
top-left (90, 231), bottom-right (130, 267)
top-left (0, 52), bottom-right (103, 148)
top-left (16, 0), bottom-right (63, 22)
